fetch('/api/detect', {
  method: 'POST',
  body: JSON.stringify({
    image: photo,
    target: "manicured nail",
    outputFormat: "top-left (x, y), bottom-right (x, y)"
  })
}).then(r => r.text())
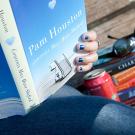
top-left (78, 58), bottom-right (84, 63)
top-left (79, 66), bottom-right (83, 72)
top-left (81, 34), bottom-right (90, 42)
top-left (79, 44), bottom-right (85, 50)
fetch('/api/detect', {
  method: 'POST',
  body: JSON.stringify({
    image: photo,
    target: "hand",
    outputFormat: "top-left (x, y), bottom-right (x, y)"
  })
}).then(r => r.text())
top-left (75, 31), bottom-right (99, 72)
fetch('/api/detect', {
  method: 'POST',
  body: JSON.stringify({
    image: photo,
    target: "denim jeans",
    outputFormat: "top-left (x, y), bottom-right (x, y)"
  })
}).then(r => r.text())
top-left (0, 85), bottom-right (135, 135)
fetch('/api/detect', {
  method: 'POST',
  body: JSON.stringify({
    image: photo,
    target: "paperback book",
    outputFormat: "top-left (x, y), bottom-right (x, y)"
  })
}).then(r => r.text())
top-left (0, 0), bottom-right (87, 119)
top-left (115, 77), bottom-right (135, 92)
top-left (112, 66), bottom-right (135, 86)
top-left (0, 45), bottom-right (25, 119)
top-left (94, 52), bottom-right (135, 75)
top-left (118, 87), bottom-right (135, 102)
top-left (124, 97), bottom-right (135, 106)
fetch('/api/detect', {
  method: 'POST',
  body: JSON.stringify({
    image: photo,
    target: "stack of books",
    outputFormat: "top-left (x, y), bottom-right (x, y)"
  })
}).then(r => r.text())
top-left (112, 66), bottom-right (135, 106)
top-left (94, 37), bottom-right (135, 107)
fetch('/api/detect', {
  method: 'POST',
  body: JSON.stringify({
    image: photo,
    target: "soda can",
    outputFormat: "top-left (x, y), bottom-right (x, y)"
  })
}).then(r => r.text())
top-left (84, 69), bottom-right (120, 101)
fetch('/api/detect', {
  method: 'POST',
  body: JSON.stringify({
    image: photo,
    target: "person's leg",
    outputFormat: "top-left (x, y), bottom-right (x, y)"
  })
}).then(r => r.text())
top-left (50, 85), bottom-right (82, 98)
top-left (0, 86), bottom-right (135, 135)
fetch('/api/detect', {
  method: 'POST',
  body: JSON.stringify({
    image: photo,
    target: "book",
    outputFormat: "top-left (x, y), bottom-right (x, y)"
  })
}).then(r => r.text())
top-left (94, 46), bottom-right (135, 67)
top-left (112, 66), bottom-right (135, 85)
top-left (93, 56), bottom-right (113, 66)
top-left (94, 52), bottom-right (135, 75)
top-left (115, 77), bottom-right (135, 92)
top-left (118, 87), bottom-right (135, 102)
top-left (97, 44), bottom-right (113, 57)
top-left (0, 0), bottom-right (87, 119)
top-left (0, 44), bottom-right (25, 119)
top-left (124, 97), bottom-right (135, 106)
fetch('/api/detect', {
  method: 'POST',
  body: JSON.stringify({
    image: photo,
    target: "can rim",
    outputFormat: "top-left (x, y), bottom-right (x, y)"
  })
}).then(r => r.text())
top-left (84, 69), bottom-right (105, 80)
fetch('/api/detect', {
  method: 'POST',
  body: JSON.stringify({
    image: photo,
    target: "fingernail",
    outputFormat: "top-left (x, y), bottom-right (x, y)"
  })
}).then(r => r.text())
top-left (79, 66), bottom-right (83, 72)
top-left (81, 34), bottom-right (90, 42)
top-left (78, 58), bottom-right (84, 63)
top-left (79, 44), bottom-right (85, 50)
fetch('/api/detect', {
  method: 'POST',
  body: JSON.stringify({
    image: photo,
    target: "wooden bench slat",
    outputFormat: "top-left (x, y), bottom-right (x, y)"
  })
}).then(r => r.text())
top-left (93, 8), bottom-right (135, 48)
top-left (85, 0), bottom-right (131, 24)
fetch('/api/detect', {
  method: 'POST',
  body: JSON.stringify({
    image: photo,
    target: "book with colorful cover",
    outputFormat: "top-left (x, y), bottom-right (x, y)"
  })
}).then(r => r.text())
top-left (124, 97), bottom-right (135, 106)
top-left (0, 0), bottom-right (87, 119)
top-left (118, 87), bottom-right (135, 102)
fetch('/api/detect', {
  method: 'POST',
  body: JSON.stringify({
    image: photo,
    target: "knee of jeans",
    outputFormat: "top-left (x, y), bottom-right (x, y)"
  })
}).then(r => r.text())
top-left (51, 85), bottom-right (82, 98)
top-left (90, 103), bottom-right (135, 135)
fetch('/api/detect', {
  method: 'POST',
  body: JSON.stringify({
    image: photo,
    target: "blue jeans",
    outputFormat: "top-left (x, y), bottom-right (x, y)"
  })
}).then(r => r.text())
top-left (0, 85), bottom-right (135, 135)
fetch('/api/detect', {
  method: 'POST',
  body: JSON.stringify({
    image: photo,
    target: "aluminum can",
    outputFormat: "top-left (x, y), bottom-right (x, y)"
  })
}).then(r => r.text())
top-left (84, 69), bottom-right (120, 101)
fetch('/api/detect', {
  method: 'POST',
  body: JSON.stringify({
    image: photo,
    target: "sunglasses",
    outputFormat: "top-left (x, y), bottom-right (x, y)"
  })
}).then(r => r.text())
top-left (108, 29), bottom-right (135, 57)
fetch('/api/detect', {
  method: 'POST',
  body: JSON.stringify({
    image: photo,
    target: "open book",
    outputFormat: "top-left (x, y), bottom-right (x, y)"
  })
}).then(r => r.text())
top-left (0, 0), bottom-right (87, 119)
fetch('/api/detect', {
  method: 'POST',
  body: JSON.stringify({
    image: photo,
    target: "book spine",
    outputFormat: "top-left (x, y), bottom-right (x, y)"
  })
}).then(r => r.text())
top-left (93, 57), bottom-right (113, 66)
top-left (116, 78), bottom-right (135, 92)
top-left (0, 0), bottom-right (39, 112)
top-left (98, 55), bottom-right (135, 75)
top-left (112, 66), bottom-right (135, 85)
top-left (118, 87), bottom-right (135, 102)
top-left (97, 44), bottom-right (113, 56)
top-left (124, 97), bottom-right (135, 106)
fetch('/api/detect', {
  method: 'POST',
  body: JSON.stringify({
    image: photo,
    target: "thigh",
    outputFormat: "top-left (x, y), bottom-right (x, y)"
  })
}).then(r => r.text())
top-left (50, 85), bottom-right (82, 98)
top-left (89, 99), bottom-right (135, 135)
top-left (0, 95), bottom-right (135, 135)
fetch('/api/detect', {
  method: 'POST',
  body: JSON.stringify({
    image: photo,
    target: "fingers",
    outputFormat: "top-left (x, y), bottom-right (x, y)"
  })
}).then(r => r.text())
top-left (76, 31), bottom-right (99, 53)
top-left (76, 41), bottom-right (99, 53)
top-left (75, 31), bottom-right (99, 72)
top-left (76, 63), bottom-right (93, 72)
top-left (75, 52), bottom-right (98, 65)
top-left (81, 31), bottom-right (97, 42)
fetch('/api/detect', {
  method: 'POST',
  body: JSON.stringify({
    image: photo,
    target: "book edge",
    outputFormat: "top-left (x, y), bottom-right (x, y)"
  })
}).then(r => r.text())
top-left (0, 0), bottom-right (40, 113)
